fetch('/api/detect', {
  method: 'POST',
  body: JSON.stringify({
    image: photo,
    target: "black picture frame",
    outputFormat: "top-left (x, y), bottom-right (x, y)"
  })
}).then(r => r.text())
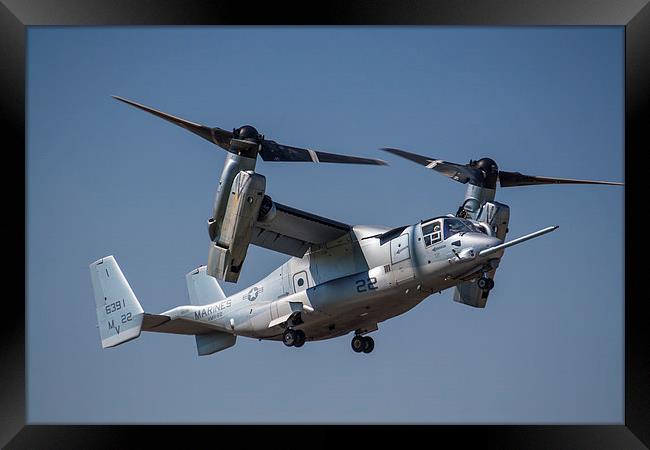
top-left (3, 1), bottom-right (647, 448)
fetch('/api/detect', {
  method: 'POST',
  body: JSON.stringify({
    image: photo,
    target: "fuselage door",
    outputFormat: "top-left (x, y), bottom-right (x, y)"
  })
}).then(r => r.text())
top-left (292, 270), bottom-right (309, 293)
top-left (390, 232), bottom-right (414, 284)
top-left (390, 233), bottom-right (410, 264)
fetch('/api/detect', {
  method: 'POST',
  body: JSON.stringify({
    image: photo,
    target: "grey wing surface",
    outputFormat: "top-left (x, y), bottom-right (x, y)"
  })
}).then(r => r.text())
top-left (251, 201), bottom-right (351, 257)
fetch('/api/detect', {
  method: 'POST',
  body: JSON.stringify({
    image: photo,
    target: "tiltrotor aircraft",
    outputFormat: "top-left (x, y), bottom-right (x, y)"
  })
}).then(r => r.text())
top-left (90, 97), bottom-right (623, 356)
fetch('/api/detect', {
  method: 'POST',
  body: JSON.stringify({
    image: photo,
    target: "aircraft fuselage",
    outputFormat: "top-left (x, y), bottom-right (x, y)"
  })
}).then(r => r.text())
top-left (162, 219), bottom-right (503, 342)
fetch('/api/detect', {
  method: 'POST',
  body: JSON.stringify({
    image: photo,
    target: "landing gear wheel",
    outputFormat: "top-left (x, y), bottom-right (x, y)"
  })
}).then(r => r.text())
top-left (362, 336), bottom-right (375, 353)
top-left (351, 335), bottom-right (365, 353)
top-left (293, 330), bottom-right (306, 348)
top-left (477, 277), bottom-right (494, 291)
top-left (283, 329), bottom-right (297, 347)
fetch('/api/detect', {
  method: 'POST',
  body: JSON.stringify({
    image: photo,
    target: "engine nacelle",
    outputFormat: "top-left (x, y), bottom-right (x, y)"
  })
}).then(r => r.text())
top-left (476, 201), bottom-right (510, 241)
top-left (207, 170), bottom-right (266, 282)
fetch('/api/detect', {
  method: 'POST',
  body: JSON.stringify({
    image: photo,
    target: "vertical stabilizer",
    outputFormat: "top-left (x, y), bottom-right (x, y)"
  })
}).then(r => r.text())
top-left (89, 255), bottom-right (145, 348)
top-left (186, 266), bottom-right (235, 355)
top-left (186, 265), bottom-right (227, 306)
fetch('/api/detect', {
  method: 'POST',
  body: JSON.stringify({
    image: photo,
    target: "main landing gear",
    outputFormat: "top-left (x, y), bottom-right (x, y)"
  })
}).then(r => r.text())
top-left (283, 328), bottom-right (306, 348)
top-left (477, 275), bottom-right (494, 291)
top-left (351, 335), bottom-right (374, 354)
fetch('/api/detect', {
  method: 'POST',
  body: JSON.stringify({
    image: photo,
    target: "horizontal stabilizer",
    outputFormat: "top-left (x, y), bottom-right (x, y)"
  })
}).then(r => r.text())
top-left (142, 313), bottom-right (225, 335)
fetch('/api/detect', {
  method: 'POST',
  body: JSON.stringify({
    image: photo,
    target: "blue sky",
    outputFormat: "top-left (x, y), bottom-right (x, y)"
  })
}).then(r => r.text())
top-left (27, 27), bottom-right (623, 423)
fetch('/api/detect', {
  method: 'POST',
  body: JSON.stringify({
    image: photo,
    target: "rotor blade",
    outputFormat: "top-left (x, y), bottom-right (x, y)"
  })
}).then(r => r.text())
top-left (498, 171), bottom-right (624, 187)
top-left (112, 96), bottom-right (233, 151)
top-left (260, 140), bottom-right (387, 165)
top-left (380, 147), bottom-right (481, 184)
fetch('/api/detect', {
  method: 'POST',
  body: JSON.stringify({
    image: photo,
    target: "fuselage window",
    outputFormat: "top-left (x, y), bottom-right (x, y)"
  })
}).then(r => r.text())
top-left (421, 220), bottom-right (442, 247)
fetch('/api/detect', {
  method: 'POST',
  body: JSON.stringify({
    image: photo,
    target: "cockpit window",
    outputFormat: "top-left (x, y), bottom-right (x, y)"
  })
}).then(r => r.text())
top-left (421, 220), bottom-right (442, 247)
top-left (444, 218), bottom-right (485, 239)
top-left (422, 218), bottom-right (486, 246)
top-left (444, 218), bottom-right (467, 239)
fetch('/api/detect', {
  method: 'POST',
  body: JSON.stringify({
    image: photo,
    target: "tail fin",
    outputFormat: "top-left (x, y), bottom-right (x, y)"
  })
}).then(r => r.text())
top-left (89, 255), bottom-right (144, 348)
top-left (186, 265), bottom-right (226, 306)
top-left (186, 266), bottom-right (236, 356)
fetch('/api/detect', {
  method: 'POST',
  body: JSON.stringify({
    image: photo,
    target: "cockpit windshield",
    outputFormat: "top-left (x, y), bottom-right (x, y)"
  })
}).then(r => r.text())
top-left (421, 217), bottom-right (486, 247)
top-left (443, 218), bottom-right (485, 239)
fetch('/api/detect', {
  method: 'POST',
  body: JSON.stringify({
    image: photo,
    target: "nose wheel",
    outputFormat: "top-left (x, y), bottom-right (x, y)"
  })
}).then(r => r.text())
top-left (477, 276), bottom-right (494, 291)
top-left (351, 335), bottom-right (375, 354)
top-left (283, 329), bottom-right (306, 347)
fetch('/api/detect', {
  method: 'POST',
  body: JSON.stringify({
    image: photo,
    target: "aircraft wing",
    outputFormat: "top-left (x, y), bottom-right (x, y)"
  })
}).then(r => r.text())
top-left (251, 201), bottom-right (352, 257)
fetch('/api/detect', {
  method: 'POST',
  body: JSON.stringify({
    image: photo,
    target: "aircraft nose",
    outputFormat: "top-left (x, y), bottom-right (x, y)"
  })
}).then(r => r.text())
top-left (479, 236), bottom-right (502, 256)
top-left (488, 236), bottom-right (502, 246)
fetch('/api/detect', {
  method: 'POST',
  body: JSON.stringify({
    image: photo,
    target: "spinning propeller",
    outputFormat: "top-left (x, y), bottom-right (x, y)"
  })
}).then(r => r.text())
top-left (381, 147), bottom-right (623, 188)
top-left (113, 96), bottom-right (387, 166)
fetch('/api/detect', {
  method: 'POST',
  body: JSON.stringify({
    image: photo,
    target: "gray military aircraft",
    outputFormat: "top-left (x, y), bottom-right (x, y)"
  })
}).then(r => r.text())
top-left (90, 97), bottom-right (623, 355)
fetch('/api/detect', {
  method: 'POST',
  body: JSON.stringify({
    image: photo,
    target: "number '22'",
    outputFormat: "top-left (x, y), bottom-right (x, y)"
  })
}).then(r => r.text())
top-left (356, 277), bottom-right (378, 293)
